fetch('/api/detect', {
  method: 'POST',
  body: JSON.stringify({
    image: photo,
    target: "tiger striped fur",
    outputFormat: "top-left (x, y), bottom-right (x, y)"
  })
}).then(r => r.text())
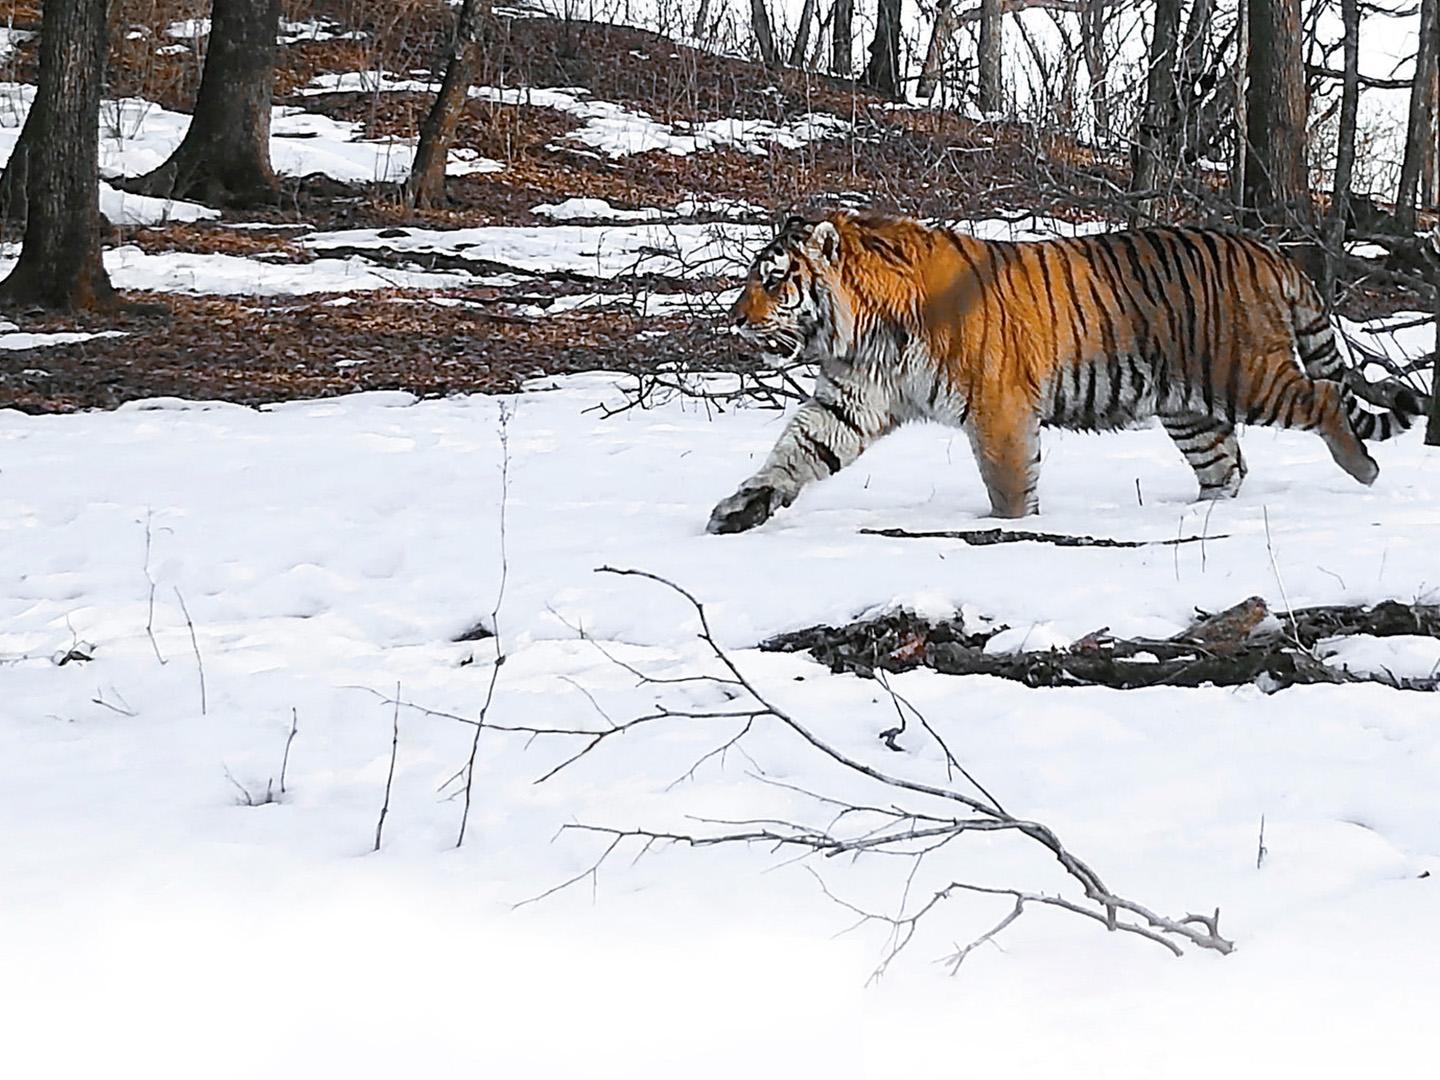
top-left (707, 212), bottom-right (1427, 533)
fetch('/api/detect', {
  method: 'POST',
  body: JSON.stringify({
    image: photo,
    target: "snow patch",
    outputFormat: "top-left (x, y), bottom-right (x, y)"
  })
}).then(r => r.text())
top-left (1319, 635), bottom-right (1440, 680)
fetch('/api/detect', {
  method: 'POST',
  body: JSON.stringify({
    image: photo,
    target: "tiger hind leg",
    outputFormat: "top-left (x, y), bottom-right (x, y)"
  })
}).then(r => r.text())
top-left (1243, 364), bottom-right (1379, 486)
top-left (1161, 414), bottom-right (1248, 500)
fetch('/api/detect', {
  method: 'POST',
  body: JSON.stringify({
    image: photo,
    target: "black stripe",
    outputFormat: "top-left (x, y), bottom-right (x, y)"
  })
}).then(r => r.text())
top-left (801, 432), bottom-right (842, 475)
top-left (1188, 450), bottom-right (1231, 473)
top-left (819, 397), bottom-right (864, 436)
top-left (1036, 244), bottom-right (1062, 351)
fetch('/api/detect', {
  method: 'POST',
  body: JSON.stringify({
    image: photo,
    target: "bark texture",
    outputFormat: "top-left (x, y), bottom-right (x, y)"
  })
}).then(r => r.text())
top-left (125, 0), bottom-right (280, 207)
top-left (1396, 0), bottom-right (1438, 231)
top-left (750, 0), bottom-right (780, 66)
top-left (406, 0), bottom-right (490, 209)
top-left (1130, 0), bottom-right (1182, 223)
top-left (0, 0), bottom-right (114, 310)
top-left (831, 0), bottom-right (852, 75)
top-left (977, 0), bottom-right (1003, 112)
top-left (1243, 0), bottom-right (1312, 230)
top-left (864, 0), bottom-right (903, 97)
top-left (917, 0), bottom-right (958, 99)
top-left (1322, 0), bottom-right (1360, 301)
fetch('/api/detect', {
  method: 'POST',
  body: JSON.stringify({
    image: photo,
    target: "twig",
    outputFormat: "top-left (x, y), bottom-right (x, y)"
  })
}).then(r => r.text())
top-left (374, 683), bottom-right (400, 852)
top-left (173, 588), bottom-right (205, 716)
top-left (142, 510), bottom-right (167, 665)
top-left (280, 708), bottom-right (298, 796)
top-left (456, 403), bottom-right (513, 849)
top-left (521, 566), bottom-right (1235, 971)
top-left (1261, 507), bottom-right (1301, 646)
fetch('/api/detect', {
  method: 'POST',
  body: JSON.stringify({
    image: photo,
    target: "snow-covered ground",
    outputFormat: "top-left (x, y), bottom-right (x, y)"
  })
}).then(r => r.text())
top-left (0, 83), bottom-right (503, 227)
top-left (3, 369), bottom-right (1439, 1077)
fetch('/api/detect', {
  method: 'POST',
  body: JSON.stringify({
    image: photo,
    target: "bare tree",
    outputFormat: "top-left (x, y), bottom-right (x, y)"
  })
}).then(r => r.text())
top-left (751, 0), bottom-right (780, 66)
top-left (1429, 281), bottom-right (1440, 444)
top-left (1130, 0), bottom-right (1183, 224)
top-left (865, 0), bottom-right (905, 98)
top-left (0, 105), bottom-right (35, 228)
top-left (1396, 0), bottom-right (1438, 232)
top-left (789, 0), bottom-right (819, 66)
top-left (405, 0), bottom-right (492, 209)
top-left (123, 0), bottom-right (281, 207)
top-left (918, 0), bottom-right (960, 99)
top-left (1322, 0), bottom-right (1362, 300)
top-left (977, 0), bottom-right (1003, 112)
top-left (1244, 0), bottom-right (1312, 231)
top-left (832, 0), bottom-right (853, 75)
top-left (1080, 0), bottom-right (1110, 136)
top-left (1230, 0), bottom-right (1249, 206)
top-left (0, 0), bottom-right (114, 311)
top-left (1177, 0), bottom-right (1214, 157)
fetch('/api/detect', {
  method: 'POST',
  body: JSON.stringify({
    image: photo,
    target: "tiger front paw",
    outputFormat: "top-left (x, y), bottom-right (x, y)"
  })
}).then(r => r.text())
top-left (706, 484), bottom-right (782, 534)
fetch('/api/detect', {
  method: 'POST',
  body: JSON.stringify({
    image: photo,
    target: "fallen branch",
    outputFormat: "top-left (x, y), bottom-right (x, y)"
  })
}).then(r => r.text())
top-left (860, 527), bottom-right (1230, 548)
top-left (764, 599), bottom-right (1440, 692)
top-left (518, 567), bottom-right (1235, 974)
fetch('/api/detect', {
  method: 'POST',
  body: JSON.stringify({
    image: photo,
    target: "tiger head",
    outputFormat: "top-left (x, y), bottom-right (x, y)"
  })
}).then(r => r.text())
top-left (729, 215), bottom-right (853, 361)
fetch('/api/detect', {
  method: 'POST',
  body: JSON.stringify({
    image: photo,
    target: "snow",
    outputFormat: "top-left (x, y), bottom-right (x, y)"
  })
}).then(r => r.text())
top-left (0, 243), bottom-right (474, 296)
top-left (1320, 635), bottom-right (1440, 680)
top-left (101, 246), bottom-right (473, 296)
top-left (0, 85), bottom-right (503, 210)
top-left (278, 18), bottom-right (368, 44)
top-left (301, 72), bottom-right (852, 159)
top-left (533, 196), bottom-right (671, 222)
top-left (165, 18), bottom-right (211, 39)
top-left (534, 195), bottom-right (768, 222)
top-left (0, 321), bottom-right (127, 350)
top-left (304, 221), bottom-right (767, 280)
top-left (0, 27), bottom-right (34, 64)
top-left (3, 372), bottom-right (1440, 1076)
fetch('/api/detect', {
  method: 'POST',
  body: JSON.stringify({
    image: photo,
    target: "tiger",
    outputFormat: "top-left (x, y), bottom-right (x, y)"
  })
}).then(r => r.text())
top-left (707, 212), bottom-right (1428, 534)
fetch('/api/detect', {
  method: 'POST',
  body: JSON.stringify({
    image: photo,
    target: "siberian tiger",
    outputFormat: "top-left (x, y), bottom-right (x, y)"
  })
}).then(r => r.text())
top-left (707, 212), bottom-right (1427, 534)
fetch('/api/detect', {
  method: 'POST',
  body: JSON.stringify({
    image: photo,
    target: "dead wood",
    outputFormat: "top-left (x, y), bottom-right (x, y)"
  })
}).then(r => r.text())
top-left (860, 527), bottom-right (1229, 548)
top-left (764, 599), bottom-right (1440, 693)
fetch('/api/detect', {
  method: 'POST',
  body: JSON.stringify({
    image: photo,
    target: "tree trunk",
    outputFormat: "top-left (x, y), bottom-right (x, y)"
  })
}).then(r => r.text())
top-left (1178, 0), bottom-right (1213, 157)
top-left (0, 103), bottom-right (35, 230)
top-left (1396, 0), bottom-right (1438, 232)
top-left (1080, 0), bottom-right (1109, 137)
top-left (1243, 0), bottom-right (1312, 231)
top-left (405, 0), bottom-right (490, 209)
top-left (1130, 0), bottom-right (1182, 225)
top-left (123, 0), bottom-right (280, 207)
top-left (1428, 255), bottom-right (1440, 444)
top-left (1230, 0), bottom-right (1248, 207)
top-left (977, 0), bottom-right (1002, 112)
top-left (1322, 0), bottom-right (1360, 301)
top-left (691, 0), bottom-right (712, 41)
top-left (864, 0), bottom-right (903, 98)
top-left (917, 0), bottom-right (958, 100)
top-left (750, 0), bottom-right (780, 66)
top-left (789, 0), bottom-right (817, 67)
top-left (0, 0), bottom-right (114, 311)
top-left (831, 0), bottom-right (852, 76)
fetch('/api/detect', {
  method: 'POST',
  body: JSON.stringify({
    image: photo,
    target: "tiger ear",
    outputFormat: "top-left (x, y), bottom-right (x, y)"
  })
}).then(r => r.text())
top-left (811, 221), bottom-right (841, 266)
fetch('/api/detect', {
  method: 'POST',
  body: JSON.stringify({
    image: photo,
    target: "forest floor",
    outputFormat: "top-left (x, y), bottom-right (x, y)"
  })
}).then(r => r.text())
top-left (2, 0), bottom-right (1426, 413)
